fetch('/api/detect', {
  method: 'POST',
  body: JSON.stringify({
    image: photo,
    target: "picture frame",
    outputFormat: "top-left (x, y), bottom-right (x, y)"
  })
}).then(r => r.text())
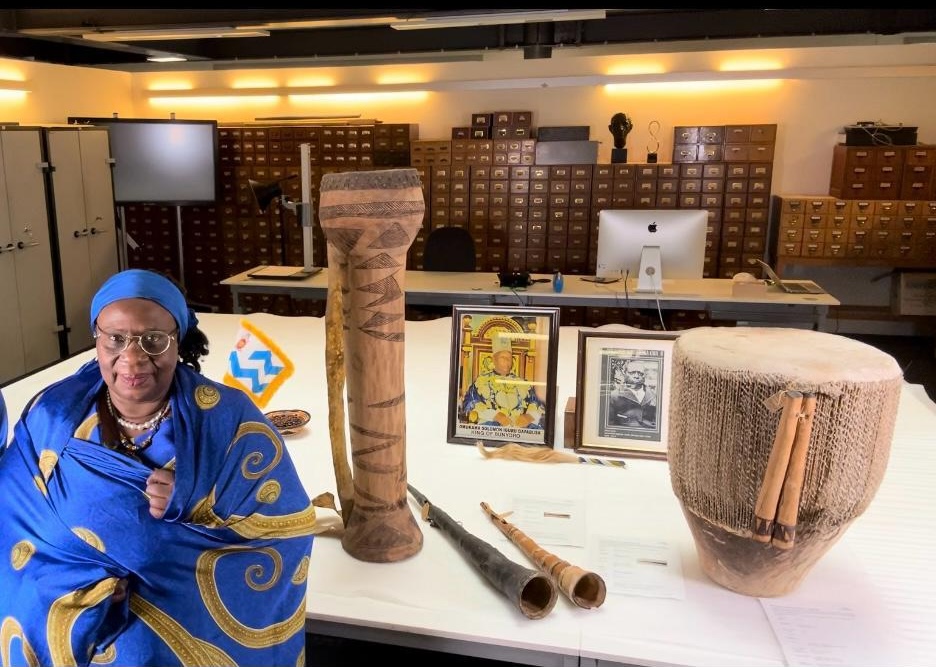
top-left (447, 305), bottom-right (560, 447)
top-left (573, 330), bottom-right (679, 459)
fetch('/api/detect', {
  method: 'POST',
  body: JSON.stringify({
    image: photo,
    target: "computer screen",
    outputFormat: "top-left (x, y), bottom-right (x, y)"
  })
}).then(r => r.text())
top-left (67, 117), bottom-right (218, 204)
top-left (595, 208), bottom-right (708, 291)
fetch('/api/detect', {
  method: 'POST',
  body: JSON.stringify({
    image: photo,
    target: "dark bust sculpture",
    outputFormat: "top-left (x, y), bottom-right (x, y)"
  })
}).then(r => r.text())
top-left (609, 112), bottom-right (633, 149)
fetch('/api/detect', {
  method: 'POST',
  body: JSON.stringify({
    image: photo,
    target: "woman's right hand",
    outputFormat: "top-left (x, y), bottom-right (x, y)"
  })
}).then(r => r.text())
top-left (112, 578), bottom-right (129, 603)
top-left (146, 468), bottom-right (175, 519)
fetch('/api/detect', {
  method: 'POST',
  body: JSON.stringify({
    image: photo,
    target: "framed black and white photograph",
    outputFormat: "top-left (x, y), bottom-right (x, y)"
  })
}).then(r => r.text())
top-left (574, 330), bottom-right (679, 459)
top-left (447, 305), bottom-right (560, 447)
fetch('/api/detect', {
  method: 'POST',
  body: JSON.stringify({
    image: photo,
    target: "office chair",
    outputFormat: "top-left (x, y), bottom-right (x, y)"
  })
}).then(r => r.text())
top-left (423, 226), bottom-right (476, 272)
top-left (410, 226), bottom-right (476, 320)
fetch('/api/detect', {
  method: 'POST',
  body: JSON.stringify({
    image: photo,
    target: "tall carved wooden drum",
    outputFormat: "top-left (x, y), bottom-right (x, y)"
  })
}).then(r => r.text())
top-left (319, 168), bottom-right (425, 562)
top-left (668, 327), bottom-right (902, 597)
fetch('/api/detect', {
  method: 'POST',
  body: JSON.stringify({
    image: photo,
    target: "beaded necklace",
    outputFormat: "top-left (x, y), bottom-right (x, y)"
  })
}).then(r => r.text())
top-left (105, 390), bottom-right (171, 453)
top-left (106, 390), bottom-right (170, 431)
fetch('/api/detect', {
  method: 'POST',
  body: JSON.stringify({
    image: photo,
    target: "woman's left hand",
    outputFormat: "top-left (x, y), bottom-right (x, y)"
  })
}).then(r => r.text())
top-left (146, 468), bottom-right (175, 519)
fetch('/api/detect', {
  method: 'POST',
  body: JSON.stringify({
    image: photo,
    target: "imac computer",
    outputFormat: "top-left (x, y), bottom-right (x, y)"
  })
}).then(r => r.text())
top-left (595, 209), bottom-right (709, 292)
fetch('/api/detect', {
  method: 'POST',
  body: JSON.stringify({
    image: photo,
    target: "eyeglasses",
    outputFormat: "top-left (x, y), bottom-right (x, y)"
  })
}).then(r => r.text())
top-left (94, 327), bottom-right (178, 356)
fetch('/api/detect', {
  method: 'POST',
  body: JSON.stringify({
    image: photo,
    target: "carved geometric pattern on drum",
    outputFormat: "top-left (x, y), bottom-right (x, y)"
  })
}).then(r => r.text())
top-left (355, 252), bottom-right (402, 270)
top-left (357, 275), bottom-right (403, 308)
top-left (353, 456), bottom-right (404, 475)
top-left (320, 169), bottom-right (422, 192)
top-left (351, 520), bottom-right (415, 550)
top-left (361, 311), bottom-right (403, 330)
top-left (360, 328), bottom-right (404, 343)
top-left (322, 227), bottom-right (364, 256)
top-left (319, 201), bottom-right (423, 223)
top-left (368, 392), bottom-right (405, 408)
top-left (350, 485), bottom-right (408, 511)
top-left (368, 221), bottom-right (414, 249)
top-left (349, 424), bottom-right (401, 443)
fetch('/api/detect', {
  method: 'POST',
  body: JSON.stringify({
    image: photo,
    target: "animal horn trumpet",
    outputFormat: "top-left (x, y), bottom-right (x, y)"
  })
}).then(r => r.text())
top-left (480, 501), bottom-right (607, 609)
top-left (408, 484), bottom-right (558, 620)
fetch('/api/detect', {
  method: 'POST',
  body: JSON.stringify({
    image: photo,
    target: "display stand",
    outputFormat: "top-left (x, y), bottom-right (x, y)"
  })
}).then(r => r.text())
top-left (299, 143), bottom-right (321, 276)
top-left (175, 206), bottom-right (186, 289)
top-left (636, 246), bottom-right (662, 292)
top-left (247, 142), bottom-right (322, 279)
top-left (116, 205), bottom-right (129, 270)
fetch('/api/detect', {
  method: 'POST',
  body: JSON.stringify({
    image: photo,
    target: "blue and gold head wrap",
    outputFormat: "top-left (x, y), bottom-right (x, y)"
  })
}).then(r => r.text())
top-left (90, 269), bottom-right (197, 336)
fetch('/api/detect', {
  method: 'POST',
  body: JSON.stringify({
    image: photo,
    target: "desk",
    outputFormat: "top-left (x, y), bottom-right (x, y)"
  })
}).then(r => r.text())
top-left (222, 267), bottom-right (841, 330)
top-left (3, 313), bottom-right (931, 667)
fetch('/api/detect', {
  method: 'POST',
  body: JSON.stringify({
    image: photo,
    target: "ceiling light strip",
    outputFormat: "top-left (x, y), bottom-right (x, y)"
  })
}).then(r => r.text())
top-left (239, 17), bottom-right (403, 31)
top-left (390, 10), bottom-right (606, 30)
top-left (144, 64), bottom-right (936, 99)
top-left (82, 27), bottom-right (270, 42)
top-left (0, 79), bottom-right (29, 92)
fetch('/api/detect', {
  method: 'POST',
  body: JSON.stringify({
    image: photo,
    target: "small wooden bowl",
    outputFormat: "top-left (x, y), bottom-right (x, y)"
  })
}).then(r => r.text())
top-left (264, 409), bottom-right (311, 436)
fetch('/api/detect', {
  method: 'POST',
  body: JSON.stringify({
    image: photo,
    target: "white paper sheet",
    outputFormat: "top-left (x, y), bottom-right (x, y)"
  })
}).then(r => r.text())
top-left (591, 536), bottom-right (685, 599)
top-left (759, 545), bottom-right (904, 667)
top-left (505, 495), bottom-right (586, 547)
top-left (760, 600), bottom-right (895, 667)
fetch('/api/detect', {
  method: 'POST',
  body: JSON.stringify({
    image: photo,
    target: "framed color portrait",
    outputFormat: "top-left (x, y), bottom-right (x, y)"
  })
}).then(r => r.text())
top-left (447, 306), bottom-right (560, 447)
top-left (574, 330), bottom-right (679, 459)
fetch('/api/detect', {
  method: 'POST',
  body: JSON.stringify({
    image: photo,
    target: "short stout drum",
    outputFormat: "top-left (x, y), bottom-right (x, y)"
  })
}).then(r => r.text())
top-left (668, 327), bottom-right (902, 597)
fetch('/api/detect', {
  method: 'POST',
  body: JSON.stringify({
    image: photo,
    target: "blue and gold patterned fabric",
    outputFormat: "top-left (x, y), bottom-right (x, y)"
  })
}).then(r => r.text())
top-left (0, 361), bottom-right (315, 667)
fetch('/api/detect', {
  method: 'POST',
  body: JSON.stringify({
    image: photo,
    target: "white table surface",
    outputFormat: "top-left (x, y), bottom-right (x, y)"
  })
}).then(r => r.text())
top-left (222, 268), bottom-right (840, 330)
top-left (2, 313), bottom-right (932, 667)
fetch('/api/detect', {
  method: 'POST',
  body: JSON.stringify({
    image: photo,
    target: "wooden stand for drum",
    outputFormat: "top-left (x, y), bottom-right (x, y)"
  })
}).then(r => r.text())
top-left (668, 327), bottom-right (902, 597)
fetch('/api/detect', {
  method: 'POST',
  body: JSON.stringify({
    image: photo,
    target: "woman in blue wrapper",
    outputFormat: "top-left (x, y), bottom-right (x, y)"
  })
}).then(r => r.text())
top-left (0, 389), bottom-right (7, 446)
top-left (0, 269), bottom-right (316, 667)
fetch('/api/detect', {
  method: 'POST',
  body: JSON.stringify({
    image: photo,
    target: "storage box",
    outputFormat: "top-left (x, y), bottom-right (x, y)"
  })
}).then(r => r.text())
top-left (892, 271), bottom-right (936, 316)
top-left (843, 124), bottom-right (918, 146)
top-left (537, 126), bottom-right (590, 141)
top-left (535, 140), bottom-right (598, 165)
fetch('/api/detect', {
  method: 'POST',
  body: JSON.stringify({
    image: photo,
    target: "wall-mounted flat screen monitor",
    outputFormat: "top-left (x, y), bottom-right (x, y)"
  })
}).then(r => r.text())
top-left (67, 117), bottom-right (218, 204)
top-left (595, 208), bottom-right (708, 292)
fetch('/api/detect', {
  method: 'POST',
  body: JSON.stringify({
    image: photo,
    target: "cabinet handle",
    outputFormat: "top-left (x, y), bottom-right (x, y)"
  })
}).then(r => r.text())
top-left (17, 241), bottom-right (39, 249)
top-left (90, 216), bottom-right (107, 235)
top-left (74, 228), bottom-right (90, 237)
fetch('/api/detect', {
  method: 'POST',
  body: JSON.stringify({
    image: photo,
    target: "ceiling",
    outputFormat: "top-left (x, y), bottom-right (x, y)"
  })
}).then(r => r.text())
top-left (2, 9), bottom-right (936, 72)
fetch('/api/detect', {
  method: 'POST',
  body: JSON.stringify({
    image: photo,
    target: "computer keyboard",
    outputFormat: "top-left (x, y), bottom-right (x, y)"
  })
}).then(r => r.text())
top-left (780, 280), bottom-right (825, 295)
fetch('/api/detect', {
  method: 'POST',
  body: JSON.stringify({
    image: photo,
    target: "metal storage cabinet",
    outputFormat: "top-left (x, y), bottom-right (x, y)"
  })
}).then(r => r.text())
top-left (45, 127), bottom-right (119, 355)
top-left (0, 128), bottom-right (60, 384)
